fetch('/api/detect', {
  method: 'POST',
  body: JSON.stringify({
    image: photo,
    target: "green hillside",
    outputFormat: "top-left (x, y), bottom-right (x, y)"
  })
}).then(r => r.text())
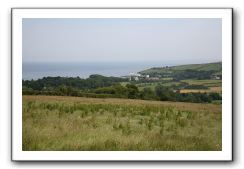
top-left (139, 62), bottom-right (222, 79)
top-left (170, 62), bottom-right (222, 71)
top-left (140, 62), bottom-right (221, 74)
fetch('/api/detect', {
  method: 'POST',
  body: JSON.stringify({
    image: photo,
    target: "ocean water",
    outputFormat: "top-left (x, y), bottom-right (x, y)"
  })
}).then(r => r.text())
top-left (22, 62), bottom-right (171, 80)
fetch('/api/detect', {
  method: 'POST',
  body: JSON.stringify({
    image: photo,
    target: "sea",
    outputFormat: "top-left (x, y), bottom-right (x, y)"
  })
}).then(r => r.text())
top-left (22, 62), bottom-right (173, 80)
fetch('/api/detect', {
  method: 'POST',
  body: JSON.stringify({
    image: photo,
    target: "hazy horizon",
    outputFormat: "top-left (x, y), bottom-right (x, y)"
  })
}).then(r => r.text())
top-left (22, 60), bottom-right (222, 70)
top-left (22, 61), bottom-right (222, 80)
top-left (23, 18), bottom-right (222, 63)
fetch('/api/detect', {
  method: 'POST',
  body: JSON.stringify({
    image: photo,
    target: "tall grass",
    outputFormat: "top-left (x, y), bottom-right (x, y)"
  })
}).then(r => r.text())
top-left (23, 96), bottom-right (222, 151)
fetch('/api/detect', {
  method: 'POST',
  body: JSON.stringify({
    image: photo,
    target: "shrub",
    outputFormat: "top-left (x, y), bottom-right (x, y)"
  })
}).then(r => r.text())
top-left (177, 117), bottom-right (188, 127)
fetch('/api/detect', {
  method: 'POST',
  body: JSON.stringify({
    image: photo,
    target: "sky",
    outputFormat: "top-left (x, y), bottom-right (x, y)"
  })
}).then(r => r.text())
top-left (22, 18), bottom-right (222, 64)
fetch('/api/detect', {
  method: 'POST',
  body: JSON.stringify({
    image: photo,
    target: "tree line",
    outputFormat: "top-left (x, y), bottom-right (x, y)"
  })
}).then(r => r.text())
top-left (23, 76), bottom-right (221, 103)
top-left (23, 75), bottom-right (128, 91)
top-left (140, 69), bottom-right (216, 80)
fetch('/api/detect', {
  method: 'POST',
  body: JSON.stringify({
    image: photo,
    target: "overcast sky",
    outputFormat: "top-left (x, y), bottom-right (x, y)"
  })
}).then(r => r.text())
top-left (23, 18), bottom-right (222, 63)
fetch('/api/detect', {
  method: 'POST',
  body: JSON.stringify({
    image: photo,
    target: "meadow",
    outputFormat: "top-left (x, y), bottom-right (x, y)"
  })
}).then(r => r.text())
top-left (135, 79), bottom-right (222, 94)
top-left (180, 87), bottom-right (222, 94)
top-left (181, 79), bottom-right (222, 87)
top-left (23, 95), bottom-right (222, 151)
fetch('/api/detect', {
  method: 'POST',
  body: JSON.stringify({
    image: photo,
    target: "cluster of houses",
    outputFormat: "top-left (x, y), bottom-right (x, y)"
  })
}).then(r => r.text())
top-left (122, 73), bottom-right (159, 81)
top-left (211, 74), bottom-right (222, 80)
top-left (122, 72), bottom-right (222, 81)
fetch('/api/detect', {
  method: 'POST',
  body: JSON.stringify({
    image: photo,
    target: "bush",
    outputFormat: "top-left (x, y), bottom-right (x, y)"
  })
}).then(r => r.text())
top-left (177, 117), bottom-right (188, 127)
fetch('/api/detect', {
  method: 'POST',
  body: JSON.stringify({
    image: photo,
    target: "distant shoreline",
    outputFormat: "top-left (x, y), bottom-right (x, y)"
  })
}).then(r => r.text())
top-left (22, 61), bottom-right (222, 80)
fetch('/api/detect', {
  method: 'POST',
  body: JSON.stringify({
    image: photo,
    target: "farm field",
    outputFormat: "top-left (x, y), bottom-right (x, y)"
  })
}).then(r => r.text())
top-left (179, 80), bottom-right (222, 94)
top-left (181, 79), bottom-right (222, 87)
top-left (23, 95), bottom-right (222, 151)
top-left (139, 62), bottom-right (222, 75)
top-left (180, 87), bottom-right (222, 94)
top-left (135, 79), bottom-right (222, 94)
top-left (136, 81), bottom-right (182, 91)
top-left (131, 79), bottom-right (221, 96)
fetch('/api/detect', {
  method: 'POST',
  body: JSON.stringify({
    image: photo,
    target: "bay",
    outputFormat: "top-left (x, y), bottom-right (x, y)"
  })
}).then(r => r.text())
top-left (22, 62), bottom-right (172, 80)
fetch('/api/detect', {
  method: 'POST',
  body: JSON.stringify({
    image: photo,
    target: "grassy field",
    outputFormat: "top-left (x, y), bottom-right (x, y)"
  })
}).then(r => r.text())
top-left (181, 79), bottom-right (222, 87)
top-left (136, 82), bottom-right (159, 91)
top-left (180, 87), bottom-right (222, 94)
top-left (133, 79), bottom-right (221, 93)
top-left (139, 62), bottom-right (221, 75)
top-left (136, 81), bottom-right (182, 91)
top-left (171, 62), bottom-right (221, 71)
top-left (179, 79), bottom-right (222, 94)
top-left (23, 95), bottom-right (222, 151)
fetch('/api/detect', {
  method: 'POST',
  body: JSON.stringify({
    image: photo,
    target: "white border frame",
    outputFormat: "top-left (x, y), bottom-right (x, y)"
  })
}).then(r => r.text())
top-left (12, 8), bottom-right (232, 161)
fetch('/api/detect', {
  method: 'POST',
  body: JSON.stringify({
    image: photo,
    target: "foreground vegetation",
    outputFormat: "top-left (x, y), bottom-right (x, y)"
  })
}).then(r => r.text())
top-left (23, 95), bottom-right (222, 151)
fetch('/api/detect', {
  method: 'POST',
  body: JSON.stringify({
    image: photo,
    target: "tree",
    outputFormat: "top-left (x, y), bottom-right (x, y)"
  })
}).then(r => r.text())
top-left (140, 87), bottom-right (156, 100)
top-left (126, 84), bottom-right (139, 99)
top-left (209, 93), bottom-right (222, 100)
top-left (155, 85), bottom-right (174, 101)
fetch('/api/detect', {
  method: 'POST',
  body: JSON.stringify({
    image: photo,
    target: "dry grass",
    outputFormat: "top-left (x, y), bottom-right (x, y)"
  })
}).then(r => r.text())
top-left (23, 95), bottom-right (222, 151)
top-left (209, 87), bottom-right (222, 93)
top-left (24, 95), bottom-right (221, 113)
top-left (180, 89), bottom-right (209, 94)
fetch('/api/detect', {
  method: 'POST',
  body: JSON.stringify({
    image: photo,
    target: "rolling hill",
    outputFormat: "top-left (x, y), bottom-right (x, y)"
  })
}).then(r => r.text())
top-left (139, 62), bottom-right (222, 79)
